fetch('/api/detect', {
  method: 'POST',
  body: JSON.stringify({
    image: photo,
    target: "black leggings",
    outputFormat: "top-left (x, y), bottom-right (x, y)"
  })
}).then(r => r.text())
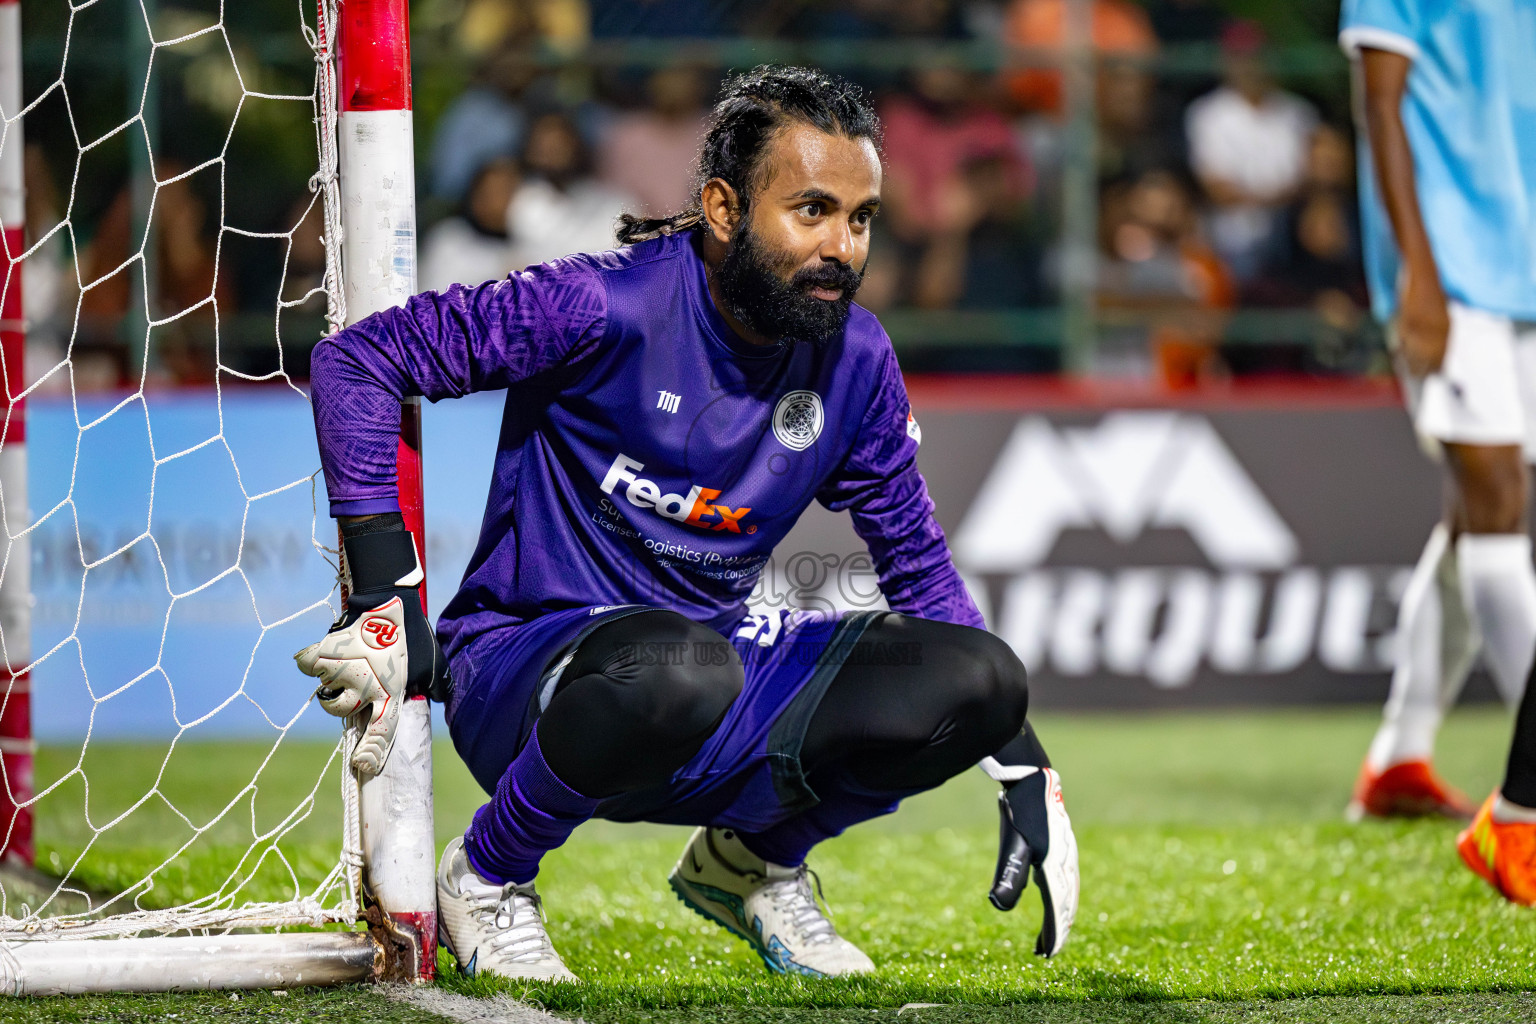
top-left (535, 610), bottom-right (1039, 800)
top-left (798, 614), bottom-right (1034, 790)
top-left (537, 610), bottom-right (742, 798)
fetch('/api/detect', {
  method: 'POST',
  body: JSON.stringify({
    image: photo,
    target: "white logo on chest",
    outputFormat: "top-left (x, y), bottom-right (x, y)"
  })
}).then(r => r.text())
top-left (772, 390), bottom-right (823, 451)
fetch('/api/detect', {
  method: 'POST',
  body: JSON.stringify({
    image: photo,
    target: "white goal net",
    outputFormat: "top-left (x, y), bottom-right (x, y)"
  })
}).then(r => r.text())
top-left (0, 0), bottom-right (364, 943)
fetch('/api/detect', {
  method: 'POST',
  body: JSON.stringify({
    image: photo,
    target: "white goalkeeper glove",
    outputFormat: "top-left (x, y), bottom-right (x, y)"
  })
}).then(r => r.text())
top-left (295, 519), bottom-right (450, 776)
top-left (981, 757), bottom-right (1080, 958)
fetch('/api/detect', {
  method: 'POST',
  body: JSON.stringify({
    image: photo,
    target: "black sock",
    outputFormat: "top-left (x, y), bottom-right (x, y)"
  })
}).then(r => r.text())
top-left (1501, 657), bottom-right (1536, 807)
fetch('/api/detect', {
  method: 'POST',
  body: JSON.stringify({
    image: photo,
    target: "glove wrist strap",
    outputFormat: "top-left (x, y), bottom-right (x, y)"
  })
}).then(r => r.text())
top-left (343, 527), bottom-right (423, 594)
top-left (340, 511), bottom-right (406, 540)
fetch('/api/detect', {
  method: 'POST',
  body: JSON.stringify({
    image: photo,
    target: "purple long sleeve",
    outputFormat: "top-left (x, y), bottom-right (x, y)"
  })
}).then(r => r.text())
top-left (817, 348), bottom-right (985, 629)
top-left (310, 258), bottom-right (608, 516)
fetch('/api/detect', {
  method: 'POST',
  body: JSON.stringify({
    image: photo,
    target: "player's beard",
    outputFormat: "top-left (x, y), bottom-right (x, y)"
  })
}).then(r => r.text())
top-left (714, 221), bottom-right (864, 344)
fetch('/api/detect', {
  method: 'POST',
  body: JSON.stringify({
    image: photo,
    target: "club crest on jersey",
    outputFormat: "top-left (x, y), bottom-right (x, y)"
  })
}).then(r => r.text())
top-left (772, 390), bottom-right (823, 451)
top-left (600, 454), bottom-right (752, 533)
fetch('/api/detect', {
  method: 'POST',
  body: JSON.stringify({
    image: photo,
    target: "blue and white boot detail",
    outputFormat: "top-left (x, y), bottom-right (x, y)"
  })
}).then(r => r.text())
top-left (668, 826), bottom-right (874, 978)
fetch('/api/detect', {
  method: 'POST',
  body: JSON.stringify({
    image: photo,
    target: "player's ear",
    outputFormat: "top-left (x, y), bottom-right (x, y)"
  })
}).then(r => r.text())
top-left (701, 177), bottom-right (741, 244)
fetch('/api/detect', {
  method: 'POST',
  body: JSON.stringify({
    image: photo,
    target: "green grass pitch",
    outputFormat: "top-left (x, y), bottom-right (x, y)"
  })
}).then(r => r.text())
top-left (9, 707), bottom-right (1536, 1023)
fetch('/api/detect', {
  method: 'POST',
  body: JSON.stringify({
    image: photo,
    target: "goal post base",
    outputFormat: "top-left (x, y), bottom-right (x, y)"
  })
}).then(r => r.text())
top-left (362, 903), bottom-right (434, 984)
top-left (0, 931), bottom-right (380, 996)
top-left (359, 698), bottom-right (437, 982)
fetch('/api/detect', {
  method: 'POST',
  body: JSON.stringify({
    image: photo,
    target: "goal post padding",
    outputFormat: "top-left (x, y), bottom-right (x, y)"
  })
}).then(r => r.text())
top-left (0, 0), bottom-right (436, 993)
top-left (335, 0), bottom-right (438, 985)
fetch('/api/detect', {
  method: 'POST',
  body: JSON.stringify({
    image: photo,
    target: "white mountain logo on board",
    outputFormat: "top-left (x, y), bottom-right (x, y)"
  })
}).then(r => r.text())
top-left (952, 412), bottom-right (1397, 688)
top-left (954, 412), bottom-right (1298, 570)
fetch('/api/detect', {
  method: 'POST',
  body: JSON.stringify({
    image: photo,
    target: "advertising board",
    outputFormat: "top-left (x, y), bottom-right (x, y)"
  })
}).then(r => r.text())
top-left (767, 380), bottom-right (1453, 708)
top-left (28, 379), bottom-right (1462, 736)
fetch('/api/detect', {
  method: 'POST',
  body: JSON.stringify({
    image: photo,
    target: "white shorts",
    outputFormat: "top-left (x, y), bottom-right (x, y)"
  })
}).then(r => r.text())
top-left (1398, 302), bottom-right (1536, 461)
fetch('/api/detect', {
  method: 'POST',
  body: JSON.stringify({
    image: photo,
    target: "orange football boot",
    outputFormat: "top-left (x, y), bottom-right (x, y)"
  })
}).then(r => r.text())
top-left (1457, 793), bottom-right (1536, 906)
top-left (1347, 759), bottom-right (1476, 821)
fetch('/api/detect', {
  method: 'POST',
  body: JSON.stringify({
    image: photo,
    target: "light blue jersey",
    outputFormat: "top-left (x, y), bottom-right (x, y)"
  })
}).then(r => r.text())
top-left (1341, 0), bottom-right (1536, 322)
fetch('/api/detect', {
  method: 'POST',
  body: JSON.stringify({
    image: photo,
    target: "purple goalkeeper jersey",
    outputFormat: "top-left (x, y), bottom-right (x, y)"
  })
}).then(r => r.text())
top-left (310, 231), bottom-right (983, 659)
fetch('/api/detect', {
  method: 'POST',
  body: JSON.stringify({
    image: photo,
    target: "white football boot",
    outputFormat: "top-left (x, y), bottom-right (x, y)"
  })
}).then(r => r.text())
top-left (668, 826), bottom-right (874, 977)
top-left (436, 836), bottom-right (577, 983)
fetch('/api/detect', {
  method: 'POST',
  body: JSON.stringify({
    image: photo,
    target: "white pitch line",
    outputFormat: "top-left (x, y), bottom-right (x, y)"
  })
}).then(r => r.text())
top-left (382, 984), bottom-right (578, 1024)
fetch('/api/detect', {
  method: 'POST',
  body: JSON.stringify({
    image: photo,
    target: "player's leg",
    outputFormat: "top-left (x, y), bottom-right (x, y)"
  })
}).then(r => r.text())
top-left (1351, 520), bottom-right (1479, 819)
top-left (1444, 439), bottom-right (1536, 705)
top-left (1363, 305), bottom-right (1536, 825)
top-left (466, 610), bottom-right (741, 877)
top-left (1350, 305), bottom-right (1517, 819)
top-left (669, 615), bottom-right (1075, 970)
top-left (1458, 657), bottom-right (1536, 905)
top-left (1453, 323), bottom-right (1536, 902)
top-left (1428, 307), bottom-right (1536, 705)
top-left (440, 609), bottom-right (742, 980)
top-left (670, 614), bottom-right (1027, 975)
top-left (1428, 323), bottom-right (1536, 721)
top-left (755, 616), bottom-right (1075, 954)
top-left (687, 616), bottom-right (1027, 865)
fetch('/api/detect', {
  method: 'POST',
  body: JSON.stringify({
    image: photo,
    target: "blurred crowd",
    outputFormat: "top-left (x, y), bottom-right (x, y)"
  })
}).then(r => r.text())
top-left (24, 0), bottom-right (1371, 393)
top-left (420, 0), bottom-right (1369, 384)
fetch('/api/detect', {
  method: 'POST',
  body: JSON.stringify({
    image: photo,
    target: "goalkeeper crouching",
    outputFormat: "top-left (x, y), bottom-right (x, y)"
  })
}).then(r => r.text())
top-left (296, 65), bottom-right (1078, 982)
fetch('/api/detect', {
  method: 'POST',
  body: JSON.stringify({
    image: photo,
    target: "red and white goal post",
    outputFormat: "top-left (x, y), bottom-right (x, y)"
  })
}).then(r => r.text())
top-left (0, 0), bottom-right (437, 994)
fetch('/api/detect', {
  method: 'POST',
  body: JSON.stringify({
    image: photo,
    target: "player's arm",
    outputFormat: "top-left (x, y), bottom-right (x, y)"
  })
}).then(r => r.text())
top-left (1358, 45), bottom-right (1448, 376)
top-left (817, 346), bottom-right (984, 629)
top-left (819, 347), bottom-right (1079, 955)
top-left (309, 260), bottom-right (608, 515)
top-left (297, 262), bottom-right (609, 774)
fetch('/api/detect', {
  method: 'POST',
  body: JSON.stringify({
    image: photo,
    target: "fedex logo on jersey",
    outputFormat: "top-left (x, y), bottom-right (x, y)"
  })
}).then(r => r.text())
top-left (600, 454), bottom-right (754, 533)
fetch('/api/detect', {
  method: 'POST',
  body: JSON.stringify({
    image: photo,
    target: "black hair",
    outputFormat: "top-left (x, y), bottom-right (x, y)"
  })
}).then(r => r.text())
top-left (615, 65), bottom-right (881, 245)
